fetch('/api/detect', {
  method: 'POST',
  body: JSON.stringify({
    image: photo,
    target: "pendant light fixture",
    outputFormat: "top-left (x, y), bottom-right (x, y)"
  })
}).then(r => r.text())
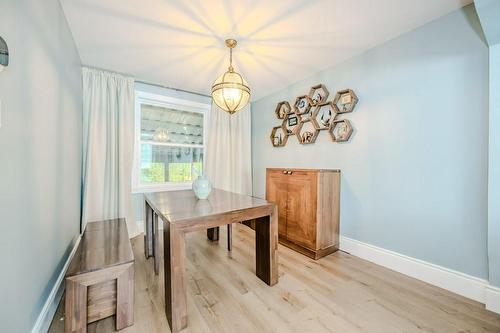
top-left (211, 39), bottom-right (250, 114)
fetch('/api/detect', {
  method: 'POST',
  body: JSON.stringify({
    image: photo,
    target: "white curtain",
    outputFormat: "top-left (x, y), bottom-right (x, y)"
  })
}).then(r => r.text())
top-left (81, 67), bottom-right (137, 237)
top-left (205, 103), bottom-right (252, 195)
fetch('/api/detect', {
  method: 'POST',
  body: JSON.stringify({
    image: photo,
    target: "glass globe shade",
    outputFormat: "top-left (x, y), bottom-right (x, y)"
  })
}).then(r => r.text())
top-left (153, 128), bottom-right (169, 142)
top-left (211, 70), bottom-right (250, 114)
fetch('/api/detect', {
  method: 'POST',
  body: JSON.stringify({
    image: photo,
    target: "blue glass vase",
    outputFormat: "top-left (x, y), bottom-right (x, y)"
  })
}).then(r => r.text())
top-left (192, 175), bottom-right (212, 200)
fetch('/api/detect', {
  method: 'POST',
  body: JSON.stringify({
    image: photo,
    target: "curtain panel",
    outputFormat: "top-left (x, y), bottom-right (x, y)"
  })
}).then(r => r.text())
top-left (205, 103), bottom-right (252, 195)
top-left (81, 67), bottom-right (137, 236)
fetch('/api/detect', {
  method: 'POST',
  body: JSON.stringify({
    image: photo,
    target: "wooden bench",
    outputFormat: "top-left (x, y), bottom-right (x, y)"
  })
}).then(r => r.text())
top-left (65, 218), bottom-right (134, 333)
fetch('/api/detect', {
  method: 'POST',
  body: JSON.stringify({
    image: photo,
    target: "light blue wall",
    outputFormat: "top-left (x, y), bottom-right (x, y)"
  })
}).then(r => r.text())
top-left (132, 82), bottom-right (211, 224)
top-left (475, 0), bottom-right (500, 290)
top-left (475, 0), bottom-right (500, 45)
top-left (488, 44), bottom-right (500, 287)
top-left (251, 5), bottom-right (489, 279)
top-left (0, 0), bottom-right (82, 331)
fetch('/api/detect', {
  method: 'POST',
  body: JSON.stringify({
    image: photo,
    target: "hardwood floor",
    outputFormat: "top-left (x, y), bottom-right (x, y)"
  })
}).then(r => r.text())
top-left (49, 223), bottom-right (500, 333)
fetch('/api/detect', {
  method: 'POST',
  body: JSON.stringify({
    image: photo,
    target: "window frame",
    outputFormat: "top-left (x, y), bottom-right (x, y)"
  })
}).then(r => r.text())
top-left (132, 90), bottom-right (210, 193)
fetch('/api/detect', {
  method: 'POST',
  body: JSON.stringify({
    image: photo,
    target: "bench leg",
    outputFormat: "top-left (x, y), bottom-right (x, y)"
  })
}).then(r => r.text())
top-left (65, 279), bottom-right (87, 333)
top-left (116, 263), bottom-right (134, 330)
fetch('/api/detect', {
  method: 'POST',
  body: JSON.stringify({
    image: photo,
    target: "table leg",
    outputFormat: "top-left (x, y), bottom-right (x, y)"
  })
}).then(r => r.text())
top-left (227, 224), bottom-right (232, 251)
top-left (144, 201), bottom-right (153, 258)
top-left (207, 227), bottom-right (219, 241)
top-left (164, 221), bottom-right (187, 333)
top-left (153, 212), bottom-right (160, 275)
top-left (254, 206), bottom-right (278, 286)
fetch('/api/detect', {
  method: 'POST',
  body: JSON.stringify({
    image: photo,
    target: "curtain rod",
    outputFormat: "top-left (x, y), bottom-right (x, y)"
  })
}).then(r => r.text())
top-left (82, 65), bottom-right (211, 98)
top-left (136, 80), bottom-right (211, 98)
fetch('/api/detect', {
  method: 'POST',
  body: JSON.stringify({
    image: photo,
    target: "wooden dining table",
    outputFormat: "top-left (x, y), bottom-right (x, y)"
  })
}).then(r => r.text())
top-left (143, 189), bottom-right (278, 333)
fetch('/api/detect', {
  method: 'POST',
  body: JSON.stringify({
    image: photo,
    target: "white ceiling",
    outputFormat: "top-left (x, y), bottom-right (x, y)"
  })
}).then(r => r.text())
top-left (60, 0), bottom-right (471, 101)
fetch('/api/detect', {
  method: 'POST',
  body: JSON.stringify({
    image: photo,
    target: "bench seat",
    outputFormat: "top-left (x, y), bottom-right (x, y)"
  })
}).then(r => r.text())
top-left (65, 218), bottom-right (134, 332)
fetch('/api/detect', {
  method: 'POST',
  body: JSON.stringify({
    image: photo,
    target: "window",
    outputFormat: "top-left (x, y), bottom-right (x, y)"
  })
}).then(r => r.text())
top-left (132, 91), bottom-right (210, 193)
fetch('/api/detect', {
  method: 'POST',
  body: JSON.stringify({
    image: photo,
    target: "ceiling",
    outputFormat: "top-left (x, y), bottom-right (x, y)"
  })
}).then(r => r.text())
top-left (60, 0), bottom-right (471, 101)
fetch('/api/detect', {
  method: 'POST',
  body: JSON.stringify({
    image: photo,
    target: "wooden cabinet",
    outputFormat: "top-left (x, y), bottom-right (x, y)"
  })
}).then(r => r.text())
top-left (266, 168), bottom-right (340, 259)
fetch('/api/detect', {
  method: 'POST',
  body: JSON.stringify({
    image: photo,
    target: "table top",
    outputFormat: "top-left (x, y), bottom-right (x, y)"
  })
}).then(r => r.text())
top-left (145, 189), bottom-right (273, 225)
top-left (66, 218), bottom-right (134, 277)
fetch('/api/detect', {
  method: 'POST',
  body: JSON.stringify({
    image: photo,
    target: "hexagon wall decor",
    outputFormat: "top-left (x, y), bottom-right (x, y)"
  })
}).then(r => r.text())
top-left (333, 89), bottom-right (358, 114)
top-left (296, 119), bottom-right (319, 144)
top-left (270, 125), bottom-right (288, 147)
top-left (293, 95), bottom-right (313, 119)
top-left (283, 113), bottom-right (301, 136)
top-left (275, 101), bottom-right (292, 119)
top-left (312, 101), bottom-right (337, 130)
top-left (269, 85), bottom-right (358, 147)
top-left (308, 84), bottom-right (329, 106)
top-left (329, 119), bottom-right (353, 142)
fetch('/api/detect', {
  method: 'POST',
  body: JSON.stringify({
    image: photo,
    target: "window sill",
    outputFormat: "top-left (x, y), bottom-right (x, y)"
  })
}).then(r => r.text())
top-left (132, 183), bottom-right (192, 194)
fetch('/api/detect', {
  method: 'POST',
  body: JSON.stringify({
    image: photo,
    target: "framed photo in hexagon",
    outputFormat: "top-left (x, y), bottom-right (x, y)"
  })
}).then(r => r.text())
top-left (296, 119), bottom-right (319, 145)
top-left (329, 119), bottom-right (353, 142)
top-left (333, 89), bottom-right (358, 114)
top-left (293, 95), bottom-right (313, 119)
top-left (308, 84), bottom-right (329, 106)
top-left (284, 113), bottom-right (301, 136)
top-left (275, 101), bottom-right (292, 119)
top-left (312, 101), bottom-right (337, 130)
top-left (270, 125), bottom-right (288, 147)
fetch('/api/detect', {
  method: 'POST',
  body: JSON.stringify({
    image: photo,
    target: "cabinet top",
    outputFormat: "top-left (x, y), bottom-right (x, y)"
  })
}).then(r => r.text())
top-left (266, 168), bottom-right (340, 173)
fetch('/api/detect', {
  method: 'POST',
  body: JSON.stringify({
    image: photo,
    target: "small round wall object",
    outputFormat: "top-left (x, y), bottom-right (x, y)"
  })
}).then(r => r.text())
top-left (0, 36), bottom-right (9, 72)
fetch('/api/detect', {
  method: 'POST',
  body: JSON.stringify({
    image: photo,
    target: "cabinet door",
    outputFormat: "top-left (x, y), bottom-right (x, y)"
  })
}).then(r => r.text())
top-left (266, 170), bottom-right (289, 238)
top-left (286, 171), bottom-right (317, 250)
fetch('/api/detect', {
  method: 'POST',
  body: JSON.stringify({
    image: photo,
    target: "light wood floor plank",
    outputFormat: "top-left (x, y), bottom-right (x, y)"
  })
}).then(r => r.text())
top-left (48, 224), bottom-right (500, 333)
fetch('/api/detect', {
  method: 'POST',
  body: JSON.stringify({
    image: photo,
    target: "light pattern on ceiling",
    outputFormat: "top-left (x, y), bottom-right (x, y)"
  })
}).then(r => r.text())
top-left (61, 0), bottom-right (471, 100)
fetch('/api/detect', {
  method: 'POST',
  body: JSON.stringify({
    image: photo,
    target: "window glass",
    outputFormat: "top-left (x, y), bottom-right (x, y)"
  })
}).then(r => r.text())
top-left (134, 97), bottom-right (207, 191)
top-left (140, 104), bottom-right (203, 145)
top-left (140, 145), bottom-right (203, 184)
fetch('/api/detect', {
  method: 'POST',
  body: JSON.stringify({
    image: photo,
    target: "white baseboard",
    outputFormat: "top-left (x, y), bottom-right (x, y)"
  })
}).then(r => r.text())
top-left (128, 222), bottom-right (142, 239)
top-left (137, 220), bottom-right (144, 235)
top-left (486, 285), bottom-right (500, 314)
top-left (31, 234), bottom-right (82, 333)
top-left (136, 219), bottom-right (163, 235)
top-left (339, 236), bottom-right (492, 306)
